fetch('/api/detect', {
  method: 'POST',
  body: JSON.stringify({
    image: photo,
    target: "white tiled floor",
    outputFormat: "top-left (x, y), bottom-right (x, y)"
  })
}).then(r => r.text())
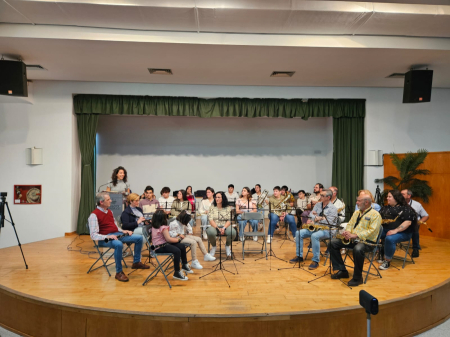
top-left (1, 318), bottom-right (449, 337)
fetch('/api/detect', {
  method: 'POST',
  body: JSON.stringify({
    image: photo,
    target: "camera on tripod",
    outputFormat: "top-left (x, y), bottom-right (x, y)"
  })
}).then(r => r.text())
top-left (0, 192), bottom-right (7, 228)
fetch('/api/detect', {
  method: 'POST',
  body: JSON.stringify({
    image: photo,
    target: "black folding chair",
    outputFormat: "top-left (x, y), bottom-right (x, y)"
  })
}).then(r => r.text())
top-left (393, 236), bottom-right (415, 269)
top-left (343, 230), bottom-right (383, 284)
top-left (86, 223), bottom-right (128, 277)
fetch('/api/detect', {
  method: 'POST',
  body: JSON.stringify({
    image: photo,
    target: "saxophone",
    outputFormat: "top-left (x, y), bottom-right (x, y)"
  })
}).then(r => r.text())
top-left (302, 223), bottom-right (329, 232)
top-left (272, 194), bottom-right (291, 216)
top-left (335, 233), bottom-right (382, 247)
top-left (257, 190), bottom-right (269, 209)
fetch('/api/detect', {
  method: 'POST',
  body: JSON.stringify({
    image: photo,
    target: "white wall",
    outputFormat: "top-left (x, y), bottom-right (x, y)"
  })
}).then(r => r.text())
top-left (1, 80), bottom-right (449, 248)
top-left (96, 115), bottom-right (333, 196)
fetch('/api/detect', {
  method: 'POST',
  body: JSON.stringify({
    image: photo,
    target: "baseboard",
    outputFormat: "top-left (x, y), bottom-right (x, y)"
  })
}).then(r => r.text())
top-left (64, 231), bottom-right (77, 236)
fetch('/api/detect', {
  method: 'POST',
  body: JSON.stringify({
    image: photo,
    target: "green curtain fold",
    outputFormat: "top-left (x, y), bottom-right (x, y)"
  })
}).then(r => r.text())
top-left (76, 114), bottom-right (99, 234)
top-left (332, 117), bottom-right (365, 221)
top-left (74, 94), bottom-right (365, 233)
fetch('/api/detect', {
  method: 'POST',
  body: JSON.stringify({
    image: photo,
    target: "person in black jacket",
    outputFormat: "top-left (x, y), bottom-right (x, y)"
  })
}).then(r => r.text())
top-left (121, 193), bottom-right (149, 235)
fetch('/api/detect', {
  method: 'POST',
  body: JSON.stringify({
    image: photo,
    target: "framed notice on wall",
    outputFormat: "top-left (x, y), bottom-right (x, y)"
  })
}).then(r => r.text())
top-left (14, 185), bottom-right (42, 204)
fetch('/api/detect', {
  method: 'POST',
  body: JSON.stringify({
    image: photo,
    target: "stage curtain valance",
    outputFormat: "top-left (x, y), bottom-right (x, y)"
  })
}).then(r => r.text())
top-left (74, 94), bottom-right (365, 234)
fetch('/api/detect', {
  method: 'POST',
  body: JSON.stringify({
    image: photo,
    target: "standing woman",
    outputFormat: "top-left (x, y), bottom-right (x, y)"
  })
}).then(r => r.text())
top-left (198, 187), bottom-right (215, 240)
top-left (236, 187), bottom-right (259, 242)
top-left (206, 192), bottom-right (236, 259)
top-left (151, 210), bottom-right (191, 281)
top-left (106, 166), bottom-right (130, 194)
top-left (378, 190), bottom-right (417, 270)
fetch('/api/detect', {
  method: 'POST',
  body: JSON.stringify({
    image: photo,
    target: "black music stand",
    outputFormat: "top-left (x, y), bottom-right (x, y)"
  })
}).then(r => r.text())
top-left (278, 205), bottom-right (296, 248)
top-left (255, 203), bottom-right (287, 270)
top-left (199, 227), bottom-right (234, 287)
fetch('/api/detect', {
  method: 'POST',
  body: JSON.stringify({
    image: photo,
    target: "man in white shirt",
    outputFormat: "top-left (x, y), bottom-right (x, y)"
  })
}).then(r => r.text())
top-left (225, 184), bottom-right (240, 205)
top-left (158, 186), bottom-right (175, 218)
top-left (329, 186), bottom-right (345, 224)
top-left (401, 189), bottom-right (430, 258)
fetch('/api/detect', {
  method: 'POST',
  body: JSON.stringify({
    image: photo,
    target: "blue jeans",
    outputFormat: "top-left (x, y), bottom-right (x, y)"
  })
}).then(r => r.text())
top-left (295, 229), bottom-right (331, 263)
top-left (268, 213), bottom-right (296, 237)
top-left (98, 232), bottom-right (143, 273)
top-left (201, 214), bottom-right (209, 229)
top-left (412, 232), bottom-right (421, 250)
top-left (237, 214), bottom-right (259, 238)
top-left (380, 228), bottom-right (412, 260)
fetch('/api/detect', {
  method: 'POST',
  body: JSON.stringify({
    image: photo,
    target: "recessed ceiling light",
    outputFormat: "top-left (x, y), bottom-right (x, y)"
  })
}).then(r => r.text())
top-left (148, 68), bottom-right (173, 75)
top-left (270, 71), bottom-right (295, 78)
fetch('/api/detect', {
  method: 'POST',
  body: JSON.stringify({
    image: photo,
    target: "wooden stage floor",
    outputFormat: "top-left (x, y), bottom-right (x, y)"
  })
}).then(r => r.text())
top-left (1, 227), bottom-right (450, 337)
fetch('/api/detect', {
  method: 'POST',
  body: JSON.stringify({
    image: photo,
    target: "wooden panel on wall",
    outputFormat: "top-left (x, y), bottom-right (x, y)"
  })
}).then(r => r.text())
top-left (384, 151), bottom-right (449, 239)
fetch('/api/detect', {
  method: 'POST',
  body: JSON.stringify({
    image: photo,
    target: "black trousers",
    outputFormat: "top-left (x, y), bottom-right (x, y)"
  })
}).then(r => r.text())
top-left (156, 243), bottom-right (187, 272)
top-left (328, 238), bottom-right (372, 280)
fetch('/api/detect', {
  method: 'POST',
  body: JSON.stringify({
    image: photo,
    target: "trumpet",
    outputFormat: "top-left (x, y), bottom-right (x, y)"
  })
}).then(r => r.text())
top-left (257, 189), bottom-right (269, 209)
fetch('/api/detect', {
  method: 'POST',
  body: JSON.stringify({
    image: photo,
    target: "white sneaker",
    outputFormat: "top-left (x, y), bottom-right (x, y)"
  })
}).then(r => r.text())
top-left (204, 253), bottom-right (216, 262)
top-left (267, 236), bottom-right (272, 243)
top-left (225, 245), bottom-right (231, 256)
top-left (202, 230), bottom-right (207, 240)
top-left (191, 260), bottom-right (203, 269)
top-left (253, 236), bottom-right (258, 242)
top-left (240, 236), bottom-right (244, 242)
top-left (210, 246), bottom-right (216, 256)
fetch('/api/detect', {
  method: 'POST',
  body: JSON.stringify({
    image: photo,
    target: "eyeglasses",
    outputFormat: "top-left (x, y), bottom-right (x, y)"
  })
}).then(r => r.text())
top-left (320, 194), bottom-right (327, 197)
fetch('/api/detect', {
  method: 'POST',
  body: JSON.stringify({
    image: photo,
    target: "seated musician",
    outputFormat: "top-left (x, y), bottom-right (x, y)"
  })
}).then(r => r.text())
top-left (267, 186), bottom-right (296, 243)
top-left (354, 190), bottom-right (381, 212)
top-left (198, 187), bottom-right (215, 240)
top-left (328, 193), bottom-right (381, 286)
top-left (151, 210), bottom-right (191, 281)
top-left (378, 190), bottom-right (417, 270)
top-left (296, 190), bottom-right (308, 226)
top-left (206, 192), bottom-right (237, 260)
top-left (88, 192), bottom-right (149, 282)
top-left (138, 185), bottom-right (160, 218)
top-left (252, 184), bottom-right (268, 230)
top-left (158, 187), bottom-right (175, 216)
top-left (290, 189), bottom-right (338, 270)
top-left (281, 185), bottom-right (295, 207)
top-left (236, 187), bottom-right (259, 242)
top-left (225, 184), bottom-right (240, 206)
top-left (168, 211), bottom-right (216, 270)
top-left (329, 186), bottom-right (345, 224)
top-left (120, 193), bottom-right (150, 235)
top-left (301, 183), bottom-right (323, 224)
top-left (171, 189), bottom-right (194, 226)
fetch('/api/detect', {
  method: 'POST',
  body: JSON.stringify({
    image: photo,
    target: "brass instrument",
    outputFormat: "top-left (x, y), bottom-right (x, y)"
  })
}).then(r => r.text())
top-left (418, 220), bottom-right (433, 233)
top-left (302, 223), bottom-right (330, 232)
top-left (337, 200), bottom-right (345, 214)
top-left (272, 194), bottom-right (291, 216)
top-left (381, 212), bottom-right (402, 225)
top-left (257, 189), bottom-right (269, 209)
top-left (335, 233), bottom-right (381, 247)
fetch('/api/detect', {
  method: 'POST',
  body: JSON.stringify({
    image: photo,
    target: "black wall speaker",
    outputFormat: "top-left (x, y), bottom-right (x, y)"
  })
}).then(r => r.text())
top-left (0, 60), bottom-right (28, 97)
top-left (403, 70), bottom-right (433, 103)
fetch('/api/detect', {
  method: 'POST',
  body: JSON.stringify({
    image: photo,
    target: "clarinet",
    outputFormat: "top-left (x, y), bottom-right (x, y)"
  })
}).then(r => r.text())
top-left (104, 233), bottom-right (130, 243)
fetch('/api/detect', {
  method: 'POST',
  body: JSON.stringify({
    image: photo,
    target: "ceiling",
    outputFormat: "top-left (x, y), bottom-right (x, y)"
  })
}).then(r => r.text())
top-left (1, 0), bottom-right (450, 88)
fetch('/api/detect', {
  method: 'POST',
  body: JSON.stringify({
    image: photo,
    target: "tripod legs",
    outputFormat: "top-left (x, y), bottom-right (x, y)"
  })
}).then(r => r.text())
top-left (2, 202), bottom-right (28, 269)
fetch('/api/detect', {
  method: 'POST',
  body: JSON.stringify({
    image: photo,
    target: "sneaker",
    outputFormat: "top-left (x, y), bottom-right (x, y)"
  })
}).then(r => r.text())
top-left (340, 248), bottom-right (346, 255)
top-left (379, 260), bottom-right (390, 270)
top-left (210, 246), bottom-right (216, 256)
top-left (182, 264), bottom-right (194, 274)
top-left (377, 257), bottom-right (384, 264)
top-left (202, 231), bottom-right (208, 240)
top-left (191, 260), bottom-right (203, 270)
top-left (173, 271), bottom-right (188, 281)
top-left (240, 236), bottom-right (244, 242)
top-left (204, 253), bottom-right (216, 262)
top-left (308, 262), bottom-right (319, 270)
top-left (253, 236), bottom-right (258, 242)
top-left (412, 249), bottom-right (419, 258)
top-left (266, 236), bottom-right (272, 243)
top-left (289, 256), bottom-right (304, 264)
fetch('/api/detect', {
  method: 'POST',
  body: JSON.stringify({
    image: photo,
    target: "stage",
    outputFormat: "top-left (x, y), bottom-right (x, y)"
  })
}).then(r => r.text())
top-left (0, 225), bottom-right (450, 337)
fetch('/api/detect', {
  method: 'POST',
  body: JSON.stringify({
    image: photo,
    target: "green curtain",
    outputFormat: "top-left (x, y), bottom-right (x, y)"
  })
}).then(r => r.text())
top-left (74, 94), bottom-right (365, 233)
top-left (76, 114), bottom-right (99, 234)
top-left (332, 117), bottom-right (365, 220)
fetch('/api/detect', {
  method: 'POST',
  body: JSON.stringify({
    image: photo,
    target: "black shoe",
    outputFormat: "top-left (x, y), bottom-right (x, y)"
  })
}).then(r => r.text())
top-left (289, 256), bottom-right (304, 264)
top-left (412, 249), bottom-right (419, 258)
top-left (308, 262), bottom-right (319, 270)
top-left (331, 270), bottom-right (350, 279)
top-left (348, 278), bottom-right (363, 287)
top-left (182, 264), bottom-right (194, 274)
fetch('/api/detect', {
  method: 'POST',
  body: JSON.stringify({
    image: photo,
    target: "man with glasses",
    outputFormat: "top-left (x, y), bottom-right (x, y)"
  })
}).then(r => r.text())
top-left (290, 189), bottom-right (338, 270)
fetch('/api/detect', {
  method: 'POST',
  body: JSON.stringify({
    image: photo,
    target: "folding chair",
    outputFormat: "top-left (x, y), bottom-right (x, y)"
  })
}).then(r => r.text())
top-left (240, 212), bottom-right (266, 259)
top-left (343, 230), bottom-right (383, 284)
top-left (142, 228), bottom-right (175, 289)
top-left (305, 237), bottom-right (330, 266)
top-left (86, 223), bottom-right (128, 277)
top-left (393, 236), bottom-right (415, 269)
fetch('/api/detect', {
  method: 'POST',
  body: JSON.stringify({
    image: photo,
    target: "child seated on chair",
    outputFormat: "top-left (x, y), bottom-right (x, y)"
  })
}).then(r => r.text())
top-left (151, 210), bottom-right (191, 281)
top-left (169, 211), bottom-right (216, 269)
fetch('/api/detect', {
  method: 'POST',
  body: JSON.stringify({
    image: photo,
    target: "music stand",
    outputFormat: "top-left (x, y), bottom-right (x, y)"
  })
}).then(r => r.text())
top-left (255, 203), bottom-right (287, 270)
top-left (278, 205), bottom-right (296, 248)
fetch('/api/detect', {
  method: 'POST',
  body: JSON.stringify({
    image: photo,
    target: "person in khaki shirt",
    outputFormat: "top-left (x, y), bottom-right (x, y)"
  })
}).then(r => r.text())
top-left (328, 193), bottom-right (381, 287)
